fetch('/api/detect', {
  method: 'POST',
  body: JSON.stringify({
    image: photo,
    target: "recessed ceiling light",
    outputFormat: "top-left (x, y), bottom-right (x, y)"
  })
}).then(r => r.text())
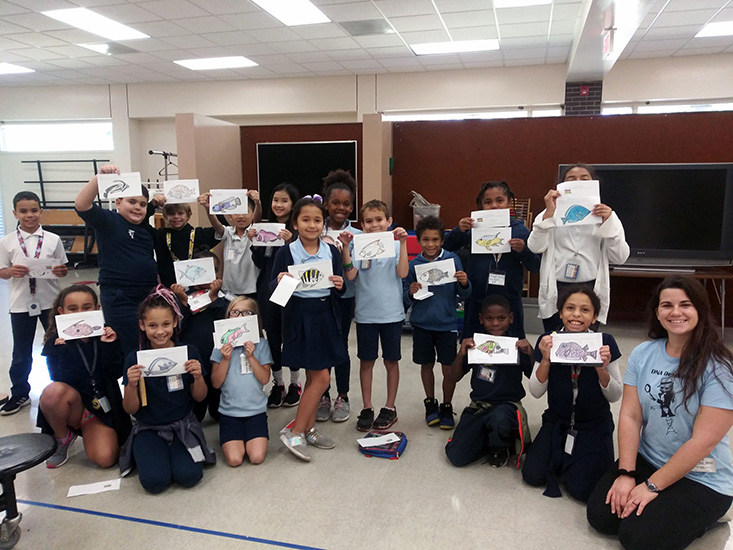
top-left (493, 0), bottom-right (552, 7)
top-left (695, 20), bottom-right (733, 38)
top-left (174, 56), bottom-right (259, 71)
top-left (340, 19), bottom-right (394, 37)
top-left (251, 0), bottom-right (330, 26)
top-left (0, 62), bottom-right (34, 75)
top-left (42, 8), bottom-right (149, 41)
top-left (79, 43), bottom-right (139, 55)
top-left (411, 39), bottom-right (500, 55)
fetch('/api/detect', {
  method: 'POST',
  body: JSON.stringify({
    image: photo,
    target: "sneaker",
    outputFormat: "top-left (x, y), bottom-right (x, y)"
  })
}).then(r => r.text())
top-left (488, 447), bottom-right (509, 468)
top-left (279, 428), bottom-right (311, 461)
top-left (0, 395), bottom-right (30, 416)
top-left (46, 432), bottom-right (78, 468)
top-left (282, 383), bottom-right (301, 407)
top-left (373, 407), bottom-right (398, 430)
top-left (439, 403), bottom-right (455, 430)
top-left (305, 427), bottom-right (336, 449)
top-left (331, 396), bottom-right (350, 422)
top-left (356, 408), bottom-right (374, 432)
top-left (315, 395), bottom-right (331, 422)
top-left (424, 397), bottom-right (440, 426)
top-left (267, 383), bottom-right (286, 408)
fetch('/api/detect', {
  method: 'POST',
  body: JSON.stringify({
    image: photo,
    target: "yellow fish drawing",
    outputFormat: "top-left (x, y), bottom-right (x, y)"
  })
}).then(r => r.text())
top-left (475, 232), bottom-right (505, 250)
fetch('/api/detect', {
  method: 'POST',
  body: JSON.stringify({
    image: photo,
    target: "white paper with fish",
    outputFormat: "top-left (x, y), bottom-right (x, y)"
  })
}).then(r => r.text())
top-left (137, 345), bottom-right (188, 377)
top-left (471, 227), bottom-right (512, 254)
top-left (209, 189), bottom-right (249, 215)
top-left (471, 209), bottom-right (509, 228)
top-left (251, 223), bottom-right (285, 247)
top-left (414, 258), bottom-right (456, 287)
top-left (18, 257), bottom-right (62, 279)
top-left (55, 310), bottom-right (106, 341)
top-left (550, 332), bottom-right (603, 365)
top-left (288, 260), bottom-right (334, 291)
top-left (98, 172), bottom-right (143, 200)
top-left (163, 179), bottom-right (200, 204)
top-left (213, 316), bottom-right (260, 349)
top-left (468, 334), bottom-right (518, 365)
top-left (174, 257), bottom-right (216, 287)
top-left (352, 232), bottom-right (395, 260)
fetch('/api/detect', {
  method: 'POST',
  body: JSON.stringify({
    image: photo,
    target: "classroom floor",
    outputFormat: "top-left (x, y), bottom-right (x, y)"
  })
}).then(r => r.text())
top-left (1, 269), bottom-right (732, 550)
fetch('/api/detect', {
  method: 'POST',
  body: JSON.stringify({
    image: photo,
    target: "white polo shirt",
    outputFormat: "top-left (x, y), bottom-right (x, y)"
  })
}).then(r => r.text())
top-left (217, 226), bottom-right (259, 296)
top-left (0, 226), bottom-right (68, 313)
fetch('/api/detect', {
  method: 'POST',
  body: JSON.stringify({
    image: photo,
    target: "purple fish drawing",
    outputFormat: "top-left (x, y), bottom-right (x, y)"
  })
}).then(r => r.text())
top-left (255, 230), bottom-right (280, 243)
top-left (555, 341), bottom-right (598, 362)
top-left (63, 320), bottom-right (102, 338)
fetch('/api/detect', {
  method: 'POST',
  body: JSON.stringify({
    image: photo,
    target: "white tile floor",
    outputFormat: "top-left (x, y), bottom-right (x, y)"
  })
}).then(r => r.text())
top-left (1, 270), bottom-right (732, 550)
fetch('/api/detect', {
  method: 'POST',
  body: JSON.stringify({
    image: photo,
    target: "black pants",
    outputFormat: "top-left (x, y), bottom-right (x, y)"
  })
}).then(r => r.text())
top-left (587, 455), bottom-right (732, 550)
top-left (132, 431), bottom-right (203, 494)
top-left (445, 404), bottom-right (517, 467)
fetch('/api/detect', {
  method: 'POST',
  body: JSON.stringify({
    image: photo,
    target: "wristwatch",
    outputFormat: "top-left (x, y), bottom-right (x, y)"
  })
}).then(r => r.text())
top-left (644, 479), bottom-right (659, 493)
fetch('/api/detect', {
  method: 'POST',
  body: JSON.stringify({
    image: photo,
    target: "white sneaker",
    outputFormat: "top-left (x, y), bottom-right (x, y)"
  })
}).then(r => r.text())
top-left (331, 396), bottom-right (351, 422)
top-left (279, 428), bottom-right (311, 461)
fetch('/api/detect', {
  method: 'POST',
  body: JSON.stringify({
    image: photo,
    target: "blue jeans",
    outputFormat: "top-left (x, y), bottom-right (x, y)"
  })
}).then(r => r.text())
top-left (9, 310), bottom-right (51, 398)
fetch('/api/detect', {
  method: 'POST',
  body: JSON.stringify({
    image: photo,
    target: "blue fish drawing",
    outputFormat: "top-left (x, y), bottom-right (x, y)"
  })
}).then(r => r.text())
top-left (178, 264), bottom-right (206, 282)
top-left (561, 205), bottom-right (591, 225)
top-left (212, 196), bottom-right (242, 213)
top-left (144, 357), bottom-right (177, 376)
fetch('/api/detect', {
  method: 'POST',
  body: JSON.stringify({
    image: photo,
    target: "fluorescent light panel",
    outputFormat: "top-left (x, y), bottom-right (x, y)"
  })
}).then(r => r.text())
top-left (0, 62), bottom-right (34, 75)
top-left (251, 0), bottom-right (330, 26)
top-left (411, 39), bottom-right (500, 55)
top-left (42, 8), bottom-right (149, 41)
top-left (174, 56), bottom-right (258, 71)
top-left (493, 0), bottom-right (552, 7)
top-left (695, 20), bottom-right (733, 38)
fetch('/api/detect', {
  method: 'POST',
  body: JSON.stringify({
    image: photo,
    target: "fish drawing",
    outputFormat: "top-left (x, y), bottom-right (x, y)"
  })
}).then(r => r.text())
top-left (255, 230), bottom-right (280, 243)
top-left (144, 357), bottom-right (178, 376)
top-left (475, 232), bottom-right (505, 251)
top-left (167, 184), bottom-right (196, 200)
top-left (476, 340), bottom-right (509, 355)
top-left (419, 268), bottom-right (451, 284)
top-left (561, 205), bottom-right (592, 225)
top-left (555, 342), bottom-right (598, 362)
top-left (359, 239), bottom-right (385, 259)
top-left (299, 268), bottom-right (324, 288)
top-left (63, 320), bottom-right (102, 338)
top-left (221, 326), bottom-right (249, 345)
top-left (102, 180), bottom-right (129, 199)
top-left (178, 264), bottom-right (206, 282)
top-left (212, 196), bottom-right (242, 213)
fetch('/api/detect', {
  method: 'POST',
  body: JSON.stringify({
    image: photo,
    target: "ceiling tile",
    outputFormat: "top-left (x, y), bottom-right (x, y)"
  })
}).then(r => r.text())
top-left (226, 11), bottom-right (281, 31)
top-left (664, 0), bottom-right (729, 11)
top-left (642, 24), bottom-right (701, 39)
top-left (496, 5), bottom-right (552, 24)
top-left (339, 57), bottom-right (383, 69)
top-left (0, 34), bottom-right (24, 49)
top-left (159, 34), bottom-right (217, 49)
top-left (369, 46), bottom-right (411, 58)
top-left (501, 36), bottom-right (548, 48)
top-left (451, 27), bottom-right (499, 40)
top-left (2, 12), bottom-right (68, 32)
top-left (172, 16), bottom-right (238, 34)
top-left (499, 22), bottom-right (549, 38)
top-left (373, 0), bottom-right (436, 18)
top-left (318, 1), bottom-right (383, 22)
top-left (45, 43), bottom-right (100, 57)
top-left (93, 4), bottom-right (162, 24)
top-left (550, 19), bottom-right (577, 34)
top-left (45, 28), bottom-right (103, 43)
top-left (247, 27), bottom-right (303, 42)
top-left (462, 59), bottom-right (504, 68)
top-left (442, 10), bottom-right (496, 28)
top-left (292, 23), bottom-right (348, 40)
top-left (6, 0), bottom-right (75, 10)
top-left (434, 0), bottom-right (491, 12)
top-left (501, 46), bottom-right (547, 59)
top-left (5, 31), bottom-right (67, 47)
top-left (309, 36), bottom-right (361, 50)
top-left (325, 47), bottom-right (372, 60)
top-left (652, 9), bottom-right (720, 27)
top-left (137, 0), bottom-right (209, 19)
top-left (378, 56), bottom-right (423, 68)
top-left (187, 0), bottom-right (259, 16)
top-left (399, 30), bottom-right (449, 44)
top-left (302, 60), bottom-right (344, 71)
top-left (45, 57), bottom-right (95, 69)
top-left (552, 3), bottom-right (583, 21)
top-left (287, 51), bottom-right (332, 63)
top-left (352, 33), bottom-right (404, 48)
top-left (5, 46), bottom-right (66, 60)
top-left (268, 40), bottom-right (319, 53)
top-left (118, 37), bottom-right (179, 52)
top-left (132, 20), bottom-right (191, 38)
top-left (634, 38), bottom-right (688, 52)
top-left (389, 14), bottom-right (443, 33)
top-left (0, 1), bottom-right (29, 16)
top-left (673, 46), bottom-right (727, 56)
top-left (686, 36), bottom-right (733, 48)
top-left (458, 50), bottom-right (502, 63)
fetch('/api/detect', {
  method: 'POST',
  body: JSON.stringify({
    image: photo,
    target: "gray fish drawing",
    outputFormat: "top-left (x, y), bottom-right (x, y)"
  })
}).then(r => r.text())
top-left (419, 268), bottom-right (450, 284)
top-left (476, 340), bottom-right (509, 355)
top-left (178, 264), bottom-right (206, 282)
top-left (359, 239), bottom-right (385, 259)
top-left (168, 184), bottom-right (195, 199)
top-left (103, 180), bottom-right (129, 199)
top-left (299, 268), bottom-right (324, 288)
top-left (561, 205), bottom-right (592, 225)
top-left (63, 320), bottom-right (102, 338)
top-left (555, 341), bottom-right (598, 362)
top-left (144, 357), bottom-right (177, 376)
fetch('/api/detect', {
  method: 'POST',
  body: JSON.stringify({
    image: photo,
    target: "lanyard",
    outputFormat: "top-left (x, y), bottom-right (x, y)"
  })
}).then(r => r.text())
top-left (75, 340), bottom-right (99, 393)
top-left (17, 229), bottom-right (44, 296)
top-left (569, 365), bottom-right (581, 430)
top-left (166, 228), bottom-right (195, 261)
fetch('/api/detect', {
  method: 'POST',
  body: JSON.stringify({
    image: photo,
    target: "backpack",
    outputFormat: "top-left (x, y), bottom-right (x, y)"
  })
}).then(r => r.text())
top-left (358, 431), bottom-right (408, 459)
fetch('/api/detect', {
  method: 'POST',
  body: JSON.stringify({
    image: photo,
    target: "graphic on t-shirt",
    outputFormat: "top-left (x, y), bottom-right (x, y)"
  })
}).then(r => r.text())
top-left (644, 377), bottom-right (678, 435)
top-left (555, 341), bottom-right (598, 362)
top-left (560, 205), bottom-right (591, 225)
top-left (128, 229), bottom-right (135, 239)
top-left (477, 366), bottom-right (496, 383)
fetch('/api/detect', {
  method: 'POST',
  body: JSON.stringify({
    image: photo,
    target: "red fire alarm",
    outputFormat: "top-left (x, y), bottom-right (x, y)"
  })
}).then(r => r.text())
top-left (580, 85), bottom-right (590, 96)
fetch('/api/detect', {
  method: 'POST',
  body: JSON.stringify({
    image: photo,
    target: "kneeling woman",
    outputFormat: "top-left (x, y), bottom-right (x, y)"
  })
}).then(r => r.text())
top-left (587, 276), bottom-right (733, 550)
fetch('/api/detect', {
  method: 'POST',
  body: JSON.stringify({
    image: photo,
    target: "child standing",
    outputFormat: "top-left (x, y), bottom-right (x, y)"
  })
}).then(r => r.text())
top-left (340, 200), bottom-right (408, 432)
top-left (120, 286), bottom-right (215, 493)
top-left (270, 197), bottom-right (347, 461)
top-left (445, 295), bottom-right (533, 468)
top-left (210, 297), bottom-right (272, 466)
top-left (522, 285), bottom-right (622, 502)
top-left (0, 191), bottom-right (68, 415)
top-left (39, 285), bottom-right (131, 468)
top-left (404, 216), bottom-right (471, 429)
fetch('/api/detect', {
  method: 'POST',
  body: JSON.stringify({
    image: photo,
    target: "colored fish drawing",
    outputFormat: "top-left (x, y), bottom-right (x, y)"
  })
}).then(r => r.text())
top-left (561, 205), bottom-right (592, 225)
top-left (475, 232), bottom-right (505, 251)
top-left (359, 239), bottom-right (385, 259)
top-left (144, 357), bottom-right (177, 376)
top-left (299, 268), bottom-right (324, 288)
top-left (212, 196), bottom-right (242, 213)
top-left (178, 264), bottom-right (206, 282)
top-left (555, 342), bottom-right (598, 362)
top-left (168, 184), bottom-right (196, 199)
top-left (221, 326), bottom-right (249, 345)
top-left (476, 340), bottom-right (509, 355)
top-left (63, 320), bottom-right (102, 338)
top-left (255, 230), bottom-right (280, 243)
top-left (103, 180), bottom-right (129, 199)
top-left (419, 268), bottom-right (451, 284)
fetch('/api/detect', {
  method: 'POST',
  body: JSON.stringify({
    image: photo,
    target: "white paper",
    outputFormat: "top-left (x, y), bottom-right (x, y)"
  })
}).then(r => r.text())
top-left (137, 345), bottom-right (188, 377)
top-left (471, 227), bottom-right (512, 254)
top-left (471, 209), bottom-right (510, 228)
top-left (18, 257), bottom-right (62, 278)
top-left (557, 180), bottom-right (600, 197)
top-left (251, 223), bottom-right (286, 247)
top-left (467, 334), bottom-right (518, 365)
top-left (269, 275), bottom-right (300, 307)
top-left (357, 433), bottom-right (401, 448)
top-left (288, 260), bottom-right (334, 291)
top-left (98, 172), bottom-right (143, 200)
top-left (352, 232), bottom-right (395, 260)
top-left (174, 257), bottom-right (216, 287)
top-left (414, 258), bottom-right (456, 287)
top-left (412, 287), bottom-right (434, 301)
top-left (550, 332), bottom-right (603, 365)
top-left (213, 315), bottom-right (260, 348)
top-left (55, 310), bottom-right (105, 341)
top-left (209, 189), bottom-right (248, 215)
top-left (163, 179), bottom-right (199, 204)
top-left (67, 478), bottom-right (121, 498)
top-left (554, 196), bottom-right (602, 226)
top-left (187, 290), bottom-right (212, 312)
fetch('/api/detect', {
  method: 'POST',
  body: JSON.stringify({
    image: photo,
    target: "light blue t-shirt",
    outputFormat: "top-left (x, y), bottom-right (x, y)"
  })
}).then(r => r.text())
top-left (211, 339), bottom-right (273, 418)
top-left (625, 339), bottom-right (733, 495)
top-left (290, 238), bottom-right (333, 299)
top-left (353, 240), bottom-right (404, 324)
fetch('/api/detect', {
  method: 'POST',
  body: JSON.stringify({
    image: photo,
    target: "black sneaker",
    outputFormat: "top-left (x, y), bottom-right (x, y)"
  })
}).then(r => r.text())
top-left (282, 383), bottom-right (301, 407)
top-left (0, 395), bottom-right (30, 416)
top-left (424, 397), bottom-right (440, 426)
top-left (373, 407), bottom-right (397, 430)
top-left (439, 402), bottom-right (455, 430)
top-left (267, 383), bottom-right (286, 408)
top-left (488, 447), bottom-right (509, 468)
top-left (356, 408), bottom-right (374, 432)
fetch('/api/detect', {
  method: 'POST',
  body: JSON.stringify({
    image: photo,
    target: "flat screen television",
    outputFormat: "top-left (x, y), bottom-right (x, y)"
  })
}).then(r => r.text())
top-left (558, 163), bottom-right (733, 267)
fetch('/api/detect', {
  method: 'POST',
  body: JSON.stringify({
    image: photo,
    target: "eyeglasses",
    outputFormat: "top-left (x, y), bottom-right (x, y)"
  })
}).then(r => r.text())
top-left (230, 309), bottom-right (255, 317)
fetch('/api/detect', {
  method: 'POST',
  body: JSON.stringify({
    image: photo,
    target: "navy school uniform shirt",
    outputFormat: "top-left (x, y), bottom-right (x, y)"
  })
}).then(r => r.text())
top-left (152, 224), bottom-right (218, 287)
top-left (178, 296), bottom-right (229, 375)
top-left (123, 344), bottom-right (203, 425)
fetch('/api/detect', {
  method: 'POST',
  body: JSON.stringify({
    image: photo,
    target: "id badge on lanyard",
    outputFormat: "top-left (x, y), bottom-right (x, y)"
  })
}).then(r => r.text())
top-left (487, 253), bottom-right (505, 287)
top-left (17, 230), bottom-right (44, 314)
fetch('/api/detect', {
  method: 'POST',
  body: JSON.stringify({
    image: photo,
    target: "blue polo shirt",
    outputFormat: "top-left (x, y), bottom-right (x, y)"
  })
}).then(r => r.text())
top-left (290, 238), bottom-right (333, 298)
top-left (353, 240), bottom-right (404, 324)
top-left (211, 339), bottom-right (273, 417)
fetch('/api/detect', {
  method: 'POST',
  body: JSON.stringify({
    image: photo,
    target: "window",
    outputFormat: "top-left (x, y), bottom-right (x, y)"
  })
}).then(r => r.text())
top-left (602, 106), bottom-right (633, 116)
top-left (637, 102), bottom-right (733, 114)
top-left (0, 121), bottom-right (114, 152)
